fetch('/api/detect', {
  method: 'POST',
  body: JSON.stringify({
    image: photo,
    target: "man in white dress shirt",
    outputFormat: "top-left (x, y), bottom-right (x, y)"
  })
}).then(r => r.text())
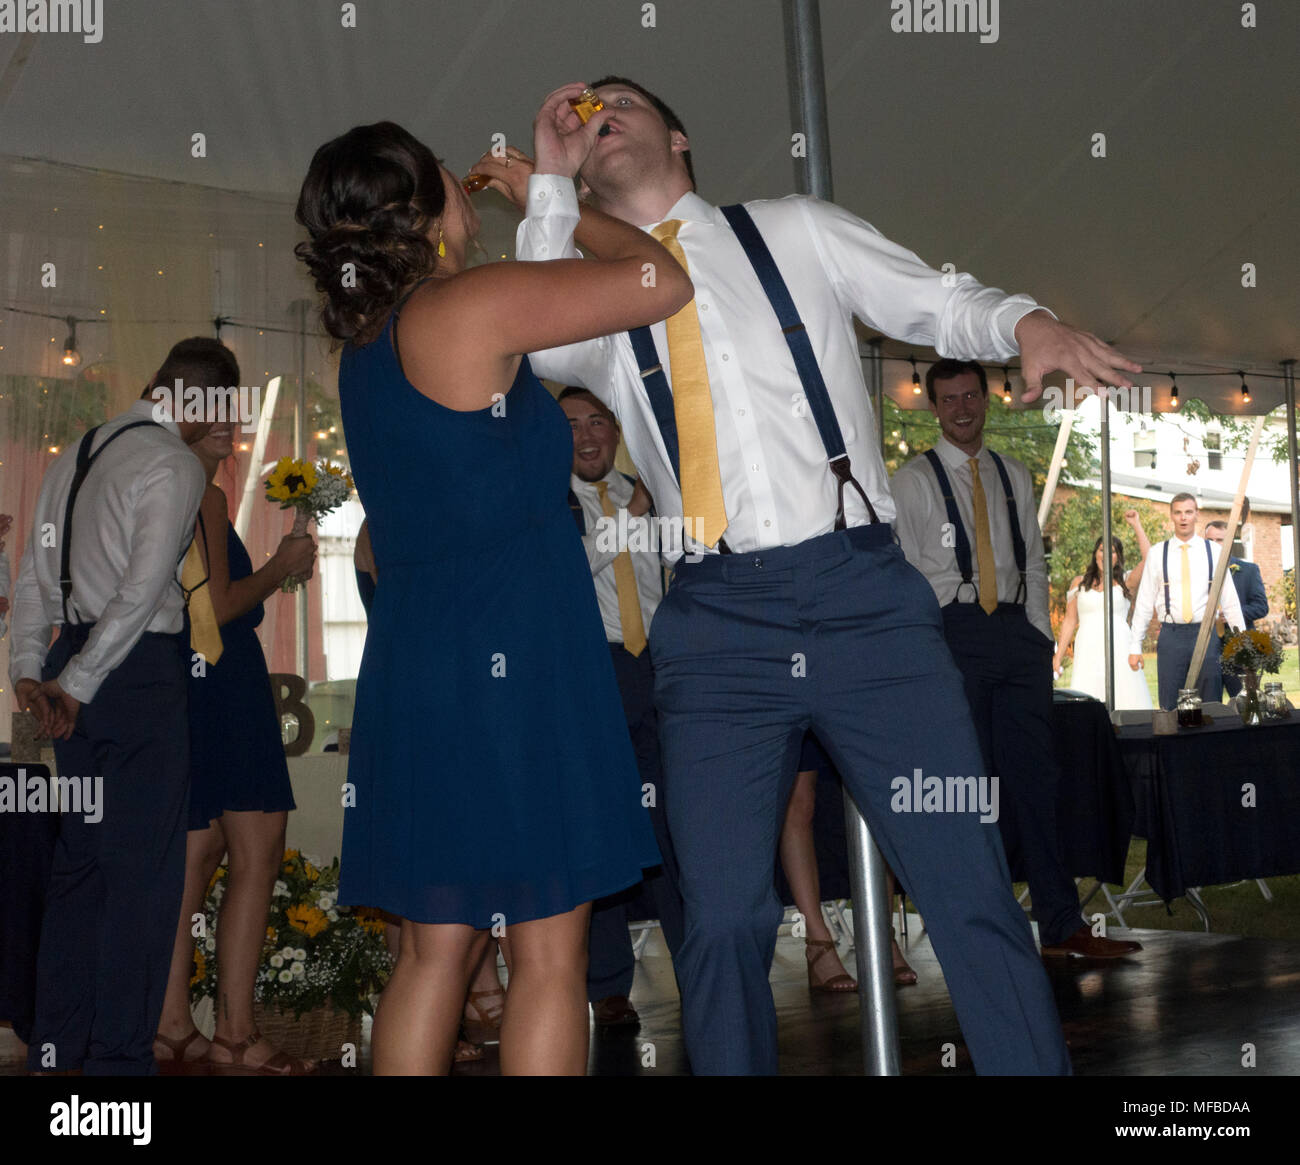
top-left (1128, 493), bottom-right (1244, 709)
top-left (503, 75), bottom-right (1139, 1074)
top-left (892, 360), bottom-right (1141, 960)
top-left (9, 338), bottom-right (221, 1074)
top-left (558, 387), bottom-right (685, 1028)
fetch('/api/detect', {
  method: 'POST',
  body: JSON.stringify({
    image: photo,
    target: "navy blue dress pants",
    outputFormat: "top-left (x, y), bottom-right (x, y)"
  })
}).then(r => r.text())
top-left (940, 603), bottom-right (1083, 948)
top-left (650, 526), bottom-right (1070, 1075)
top-left (1156, 622), bottom-right (1223, 710)
top-left (588, 643), bottom-right (686, 1001)
top-left (26, 626), bottom-right (190, 1075)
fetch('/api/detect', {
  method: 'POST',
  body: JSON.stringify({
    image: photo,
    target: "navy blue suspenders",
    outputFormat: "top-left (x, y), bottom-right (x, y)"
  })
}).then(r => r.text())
top-left (60, 420), bottom-right (163, 625)
top-left (625, 203), bottom-right (880, 541)
top-left (1161, 537), bottom-right (1214, 622)
top-left (921, 448), bottom-right (1027, 606)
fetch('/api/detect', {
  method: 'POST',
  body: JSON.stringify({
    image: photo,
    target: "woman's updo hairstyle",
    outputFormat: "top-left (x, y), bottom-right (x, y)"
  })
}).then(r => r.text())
top-left (295, 121), bottom-right (447, 345)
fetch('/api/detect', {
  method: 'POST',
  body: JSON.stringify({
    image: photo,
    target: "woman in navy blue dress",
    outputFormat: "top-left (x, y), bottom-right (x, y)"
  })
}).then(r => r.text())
top-left (153, 413), bottom-right (319, 1074)
top-left (295, 88), bottom-right (691, 1075)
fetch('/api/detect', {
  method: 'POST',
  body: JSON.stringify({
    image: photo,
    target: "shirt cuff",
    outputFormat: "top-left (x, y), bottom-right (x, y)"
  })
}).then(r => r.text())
top-left (57, 658), bottom-right (102, 705)
top-left (9, 654), bottom-right (43, 686)
top-left (526, 173), bottom-right (579, 219)
top-left (1002, 300), bottom-right (1058, 354)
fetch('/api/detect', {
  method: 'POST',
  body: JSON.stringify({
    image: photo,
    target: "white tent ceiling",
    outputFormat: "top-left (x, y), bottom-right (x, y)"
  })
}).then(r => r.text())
top-left (1, 0), bottom-right (1297, 414)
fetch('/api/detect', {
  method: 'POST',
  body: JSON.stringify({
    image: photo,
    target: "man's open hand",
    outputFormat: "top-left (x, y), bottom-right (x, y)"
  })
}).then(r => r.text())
top-left (1015, 309), bottom-right (1142, 404)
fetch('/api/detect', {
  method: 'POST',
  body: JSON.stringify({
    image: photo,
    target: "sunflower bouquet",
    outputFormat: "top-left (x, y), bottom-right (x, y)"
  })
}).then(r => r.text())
top-left (189, 849), bottom-right (392, 1020)
top-left (266, 457), bottom-right (355, 591)
top-left (1220, 627), bottom-right (1283, 676)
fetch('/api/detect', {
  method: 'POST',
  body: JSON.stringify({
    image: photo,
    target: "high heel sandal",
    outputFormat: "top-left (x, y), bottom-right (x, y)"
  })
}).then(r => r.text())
top-left (152, 1028), bottom-right (212, 1076)
top-left (462, 985), bottom-right (505, 1045)
top-left (806, 938), bottom-right (858, 994)
top-left (891, 937), bottom-right (918, 987)
top-left (205, 1031), bottom-right (318, 1076)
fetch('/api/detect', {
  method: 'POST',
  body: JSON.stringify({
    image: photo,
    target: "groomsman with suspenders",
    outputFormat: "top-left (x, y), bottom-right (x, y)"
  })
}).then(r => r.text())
top-left (1204, 505), bottom-right (1268, 700)
top-left (1128, 493), bottom-right (1244, 709)
top-left (892, 359), bottom-right (1142, 960)
top-left (509, 76), bottom-right (1141, 1074)
top-left (9, 338), bottom-right (225, 1074)
top-left (557, 386), bottom-right (685, 1028)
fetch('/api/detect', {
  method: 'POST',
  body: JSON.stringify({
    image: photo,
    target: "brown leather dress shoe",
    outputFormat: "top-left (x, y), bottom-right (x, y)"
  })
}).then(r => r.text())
top-left (1041, 925), bottom-right (1143, 959)
top-left (592, 995), bottom-right (640, 1027)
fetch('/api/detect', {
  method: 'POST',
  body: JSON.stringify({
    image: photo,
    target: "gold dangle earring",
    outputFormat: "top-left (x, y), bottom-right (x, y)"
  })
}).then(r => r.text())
top-left (437, 227), bottom-right (446, 258)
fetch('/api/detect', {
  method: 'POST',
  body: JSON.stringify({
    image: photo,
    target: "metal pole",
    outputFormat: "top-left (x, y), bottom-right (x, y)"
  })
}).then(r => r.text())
top-left (1100, 397), bottom-right (1114, 712)
top-left (295, 300), bottom-right (309, 682)
top-left (784, 0), bottom-right (900, 1076)
top-left (1284, 360), bottom-right (1299, 630)
top-left (869, 338), bottom-right (885, 460)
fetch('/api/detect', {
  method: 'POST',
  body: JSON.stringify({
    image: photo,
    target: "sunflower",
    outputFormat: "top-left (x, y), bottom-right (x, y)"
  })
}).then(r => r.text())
top-left (286, 904), bottom-right (328, 938)
top-left (266, 457), bottom-right (317, 503)
top-left (190, 947), bottom-right (207, 988)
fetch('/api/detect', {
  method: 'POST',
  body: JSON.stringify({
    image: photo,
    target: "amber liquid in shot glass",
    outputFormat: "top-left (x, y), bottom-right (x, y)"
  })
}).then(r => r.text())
top-left (462, 173), bottom-right (491, 193)
top-left (568, 88), bottom-right (604, 124)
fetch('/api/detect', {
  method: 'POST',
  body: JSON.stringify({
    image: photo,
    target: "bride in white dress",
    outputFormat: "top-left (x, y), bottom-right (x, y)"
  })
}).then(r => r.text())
top-left (1053, 509), bottom-right (1153, 710)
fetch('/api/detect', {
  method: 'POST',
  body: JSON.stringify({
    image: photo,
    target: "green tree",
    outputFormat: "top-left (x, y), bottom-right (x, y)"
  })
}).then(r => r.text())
top-left (1042, 489), bottom-right (1170, 610)
top-left (882, 395), bottom-right (1097, 495)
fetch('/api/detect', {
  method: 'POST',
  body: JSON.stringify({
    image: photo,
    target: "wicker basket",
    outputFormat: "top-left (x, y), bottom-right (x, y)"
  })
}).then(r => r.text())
top-left (253, 999), bottom-right (362, 1062)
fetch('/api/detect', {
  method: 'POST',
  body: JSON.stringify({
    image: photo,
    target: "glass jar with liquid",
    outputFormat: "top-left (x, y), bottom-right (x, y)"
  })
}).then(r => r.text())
top-left (1176, 688), bottom-right (1203, 728)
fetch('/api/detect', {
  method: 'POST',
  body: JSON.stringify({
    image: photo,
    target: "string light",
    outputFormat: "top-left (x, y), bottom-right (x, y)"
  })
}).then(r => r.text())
top-left (1239, 371), bottom-right (1250, 405)
top-left (910, 356), bottom-right (921, 395)
top-left (1169, 371), bottom-right (1179, 409)
top-left (60, 316), bottom-right (81, 367)
top-left (1002, 366), bottom-right (1013, 404)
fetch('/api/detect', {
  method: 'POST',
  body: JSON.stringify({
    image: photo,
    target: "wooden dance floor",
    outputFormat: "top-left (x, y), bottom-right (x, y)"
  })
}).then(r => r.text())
top-left (3, 921), bottom-right (1298, 1076)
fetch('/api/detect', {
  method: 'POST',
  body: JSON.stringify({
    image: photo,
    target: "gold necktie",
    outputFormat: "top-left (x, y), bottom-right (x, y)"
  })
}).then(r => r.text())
top-left (969, 458), bottom-right (998, 615)
top-left (181, 538), bottom-right (224, 665)
top-left (595, 481), bottom-right (647, 657)
top-left (1180, 542), bottom-right (1193, 623)
top-left (650, 220), bottom-right (728, 549)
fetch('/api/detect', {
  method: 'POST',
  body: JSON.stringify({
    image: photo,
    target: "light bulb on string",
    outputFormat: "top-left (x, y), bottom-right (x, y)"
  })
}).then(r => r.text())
top-left (60, 317), bottom-right (81, 368)
top-left (1239, 372), bottom-right (1250, 406)
top-left (1002, 366), bottom-right (1012, 404)
top-left (910, 357), bottom-right (921, 395)
top-left (1168, 372), bottom-right (1179, 410)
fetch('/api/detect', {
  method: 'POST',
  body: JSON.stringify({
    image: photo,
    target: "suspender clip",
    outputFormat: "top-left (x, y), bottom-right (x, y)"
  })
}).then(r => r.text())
top-left (780, 323), bottom-right (806, 335)
top-left (639, 363), bottom-right (663, 380)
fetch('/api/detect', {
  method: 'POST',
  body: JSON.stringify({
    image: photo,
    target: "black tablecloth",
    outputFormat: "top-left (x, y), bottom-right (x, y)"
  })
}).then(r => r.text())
top-left (1115, 717), bottom-right (1300, 900)
top-left (776, 696), bottom-right (1134, 906)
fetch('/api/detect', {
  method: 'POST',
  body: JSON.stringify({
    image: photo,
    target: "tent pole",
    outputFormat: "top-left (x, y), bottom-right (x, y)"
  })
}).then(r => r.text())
top-left (784, 0), bottom-right (899, 1076)
top-left (1100, 398), bottom-right (1114, 711)
top-left (295, 299), bottom-right (309, 683)
top-left (869, 338), bottom-right (885, 459)
top-left (1284, 360), bottom-right (1299, 630)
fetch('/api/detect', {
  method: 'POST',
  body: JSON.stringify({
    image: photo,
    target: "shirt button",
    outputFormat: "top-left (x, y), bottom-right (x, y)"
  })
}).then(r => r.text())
top-left (722, 353), bottom-right (730, 361)
top-left (737, 408), bottom-right (745, 416)
top-left (751, 464), bottom-right (759, 472)
top-left (764, 519), bottom-right (772, 528)
top-left (700, 303), bottom-right (709, 311)
top-left (540, 245), bottom-right (549, 254)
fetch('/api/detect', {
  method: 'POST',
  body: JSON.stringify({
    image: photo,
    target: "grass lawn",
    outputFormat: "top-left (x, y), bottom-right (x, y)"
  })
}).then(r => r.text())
top-left (1056, 644), bottom-right (1300, 706)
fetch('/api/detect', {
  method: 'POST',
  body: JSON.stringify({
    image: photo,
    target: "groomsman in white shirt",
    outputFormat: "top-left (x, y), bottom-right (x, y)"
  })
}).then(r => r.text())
top-left (1127, 493), bottom-right (1244, 709)
top-left (558, 387), bottom-right (685, 1028)
top-left (488, 74), bottom-right (1140, 1074)
top-left (892, 359), bottom-right (1141, 960)
top-left (9, 338), bottom-right (222, 1074)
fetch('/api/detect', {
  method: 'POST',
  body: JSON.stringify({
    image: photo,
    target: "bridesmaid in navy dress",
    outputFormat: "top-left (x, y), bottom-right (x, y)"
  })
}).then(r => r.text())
top-left (294, 89), bottom-right (692, 1075)
top-left (152, 414), bottom-right (319, 1074)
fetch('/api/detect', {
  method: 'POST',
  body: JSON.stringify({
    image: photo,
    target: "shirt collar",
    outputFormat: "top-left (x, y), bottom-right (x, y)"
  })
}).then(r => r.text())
top-left (643, 190), bottom-right (721, 231)
top-left (128, 397), bottom-right (182, 439)
top-left (933, 434), bottom-right (987, 470)
top-left (570, 467), bottom-right (626, 496)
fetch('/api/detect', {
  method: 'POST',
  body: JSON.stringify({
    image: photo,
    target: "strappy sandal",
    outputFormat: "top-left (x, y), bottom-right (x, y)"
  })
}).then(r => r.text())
top-left (453, 1033), bottom-right (485, 1065)
top-left (892, 938), bottom-right (918, 987)
top-left (806, 938), bottom-right (858, 994)
top-left (205, 1031), bottom-right (318, 1076)
top-left (153, 1028), bottom-right (211, 1076)
top-left (463, 985), bottom-right (505, 1044)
